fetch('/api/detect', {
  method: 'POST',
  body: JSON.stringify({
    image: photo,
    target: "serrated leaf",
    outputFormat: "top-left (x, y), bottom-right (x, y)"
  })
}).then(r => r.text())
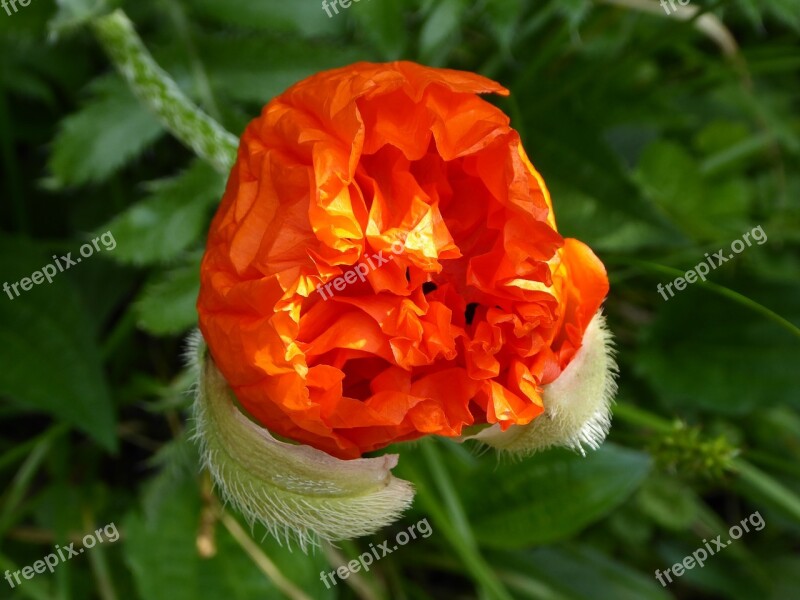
top-left (464, 444), bottom-right (651, 548)
top-left (102, 161), bottom-right (224, 266)
top-left (134, 258), bottom-right (200, 335)
top-left (48, 77), bottom-right (165, 188)
top-left (0, 236), bottom-right (116, 450)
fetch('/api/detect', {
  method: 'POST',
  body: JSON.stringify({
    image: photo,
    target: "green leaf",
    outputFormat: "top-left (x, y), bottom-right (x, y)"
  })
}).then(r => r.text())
top-left (0, 0), bottom-right (52, 36)
top-left (349, 0), bottom-right (410, 59)
top-left (48, 76), bottom-right (164, 188)
top-left (693, 120), bottom-right (751, 159)
top-left (494, 545), bottom-right (672, 600)
top-left (0, 236), bottom-right (116, 451)
top-left (732, 0), bottom-right (764, 29)
top-left (464, 444), bottom-right (651, 548)
top-left (636, 476), bottom-right (699, 531)
top-left (101, 161), bottom-right (224, 266)
top-left (767, 556), bottom-right (800, 600)
top-left (635, 141), bottom-right (752, 239)
top-left (0, 55), bottom-right (58, 106)
top-left (189, 0), bottom-right (337, 37)
top-left (549, 182), bottom-right (676, 253)
top-left (134, 257), bottom-right (200, 335)
top-left (0, 553), bottom-right (53, 600)
top-left (517, 101), bottom-right (673, 233)
top-left (636, 284), bottom-right (800, 415)
top-left (419, 0), bottom-right (465, 66)
top-left (483, 0), bottom-right (526, 53)
top-left (200, 35), bottom-right (369, 106)
top-left (556, 0), bottom-right (593, 31)
top-left (766, 0), bottom-right (800, 32)
top-left (635, 141), bottom-right (704, 234)
top-left (124, 461), bottom-right (333, 600)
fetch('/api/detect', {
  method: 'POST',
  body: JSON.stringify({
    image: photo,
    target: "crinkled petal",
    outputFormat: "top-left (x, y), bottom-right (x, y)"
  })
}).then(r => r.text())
top-left (465, 310), bottom-right (617, 454)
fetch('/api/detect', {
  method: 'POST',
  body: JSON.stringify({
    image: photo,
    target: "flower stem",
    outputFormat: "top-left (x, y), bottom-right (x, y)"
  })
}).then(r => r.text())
top-left (91, 9), bottom-right (238, 174)
top-left (417, 439), bottom-right (513, 600)
top-left (731, 458), bottom-right (800, 524)
top-left (82, 507), bottom-right (119, 600)
top-left (613, 403), bottom-right (675, 435)
top-left (219, 510), bottom-right (312, 600)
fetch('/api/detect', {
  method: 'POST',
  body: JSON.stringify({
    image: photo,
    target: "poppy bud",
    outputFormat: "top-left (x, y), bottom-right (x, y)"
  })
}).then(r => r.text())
top-left (189, 333), bottom-right (414, 548)
top-left (193, 62), bottom-right (614, 542)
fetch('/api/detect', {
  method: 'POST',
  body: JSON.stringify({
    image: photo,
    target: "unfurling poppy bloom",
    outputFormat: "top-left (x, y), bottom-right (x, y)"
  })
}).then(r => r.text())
top-left (193, 61), bottom-right (616, 545)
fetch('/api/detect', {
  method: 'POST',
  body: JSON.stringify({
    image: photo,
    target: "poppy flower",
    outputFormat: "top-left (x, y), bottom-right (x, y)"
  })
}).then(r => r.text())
top-left (193, 61), bottom-right (616, 544)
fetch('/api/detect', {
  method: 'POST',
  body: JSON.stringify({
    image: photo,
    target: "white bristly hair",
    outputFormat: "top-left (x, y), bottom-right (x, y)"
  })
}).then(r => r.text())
top-left (186, 331), bottom-right (414, 552)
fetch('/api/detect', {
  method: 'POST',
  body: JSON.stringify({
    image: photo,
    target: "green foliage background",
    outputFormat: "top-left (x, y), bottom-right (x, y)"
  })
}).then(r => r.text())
top-left (1, 0), bottom-right (799, 598)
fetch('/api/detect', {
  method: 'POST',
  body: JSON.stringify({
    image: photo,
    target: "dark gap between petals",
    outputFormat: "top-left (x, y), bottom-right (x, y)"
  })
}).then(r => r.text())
top-left (465, 302), bottom-right (479, 325)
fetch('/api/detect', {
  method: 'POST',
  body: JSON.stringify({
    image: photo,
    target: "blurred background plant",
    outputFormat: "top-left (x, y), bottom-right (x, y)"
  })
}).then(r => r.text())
top-left (1, 0), bottom-right (799, 598)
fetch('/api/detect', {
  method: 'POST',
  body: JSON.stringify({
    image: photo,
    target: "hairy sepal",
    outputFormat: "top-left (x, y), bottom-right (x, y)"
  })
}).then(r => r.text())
top-left (468, 310), bottom-right (617, 456)
top-left (188, 332), bottom-right (414, 551)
